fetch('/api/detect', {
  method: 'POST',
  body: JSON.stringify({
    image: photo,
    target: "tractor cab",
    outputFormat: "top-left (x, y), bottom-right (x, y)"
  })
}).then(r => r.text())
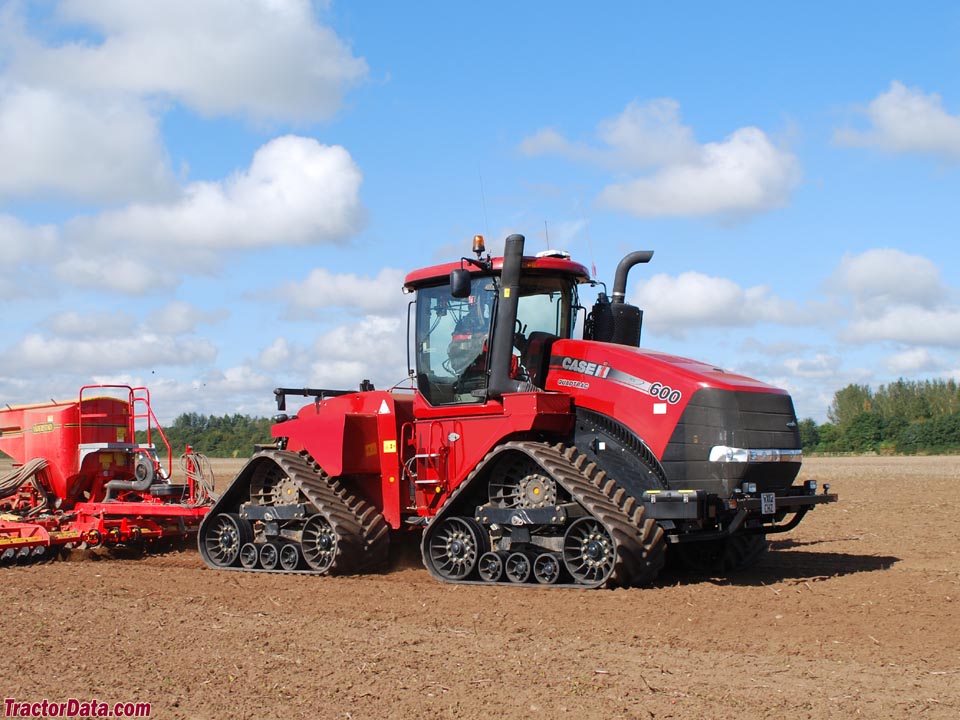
top-left (404, 235), bottom-right (590, 406)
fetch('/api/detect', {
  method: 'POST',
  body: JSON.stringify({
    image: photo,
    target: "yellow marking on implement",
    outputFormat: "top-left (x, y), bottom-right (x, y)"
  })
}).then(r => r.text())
top-left (503, 288), bottom-right (511, 298)
top-left (388, 476), bottom-right (396, 483)
top-left (383, 440), bottom-right (397, 454)
top-left (31, 422), bottom-right (55, 434)
top-left (0, 536), bottom-right (38, 546)
top-left (49, 531), bottom-right (82, 540)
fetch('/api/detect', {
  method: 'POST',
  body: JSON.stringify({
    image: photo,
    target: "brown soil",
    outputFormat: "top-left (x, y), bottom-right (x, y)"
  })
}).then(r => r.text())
top-left (1, 456), bottom-right (958, 719)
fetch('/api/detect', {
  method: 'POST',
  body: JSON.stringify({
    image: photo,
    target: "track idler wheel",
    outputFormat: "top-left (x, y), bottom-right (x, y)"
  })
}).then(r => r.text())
top-left (259, 542), bottom-right (280, 570)
top-left (477, 551), bottom-right (504, 582)
top-left (562, 517), bottom-right (616, 586)
top-left (239, 543), bottom-right (259, 569)
top-left (279, 543), bottom-right (300, 571)
top-left (504, 551), bottom-right (532, 583)
top-left (202, 513), bottom-right (251, 568)
top-left (533, 553), bottom-right (561, 585)
top-left (426, 516), bottom-right (485, 581)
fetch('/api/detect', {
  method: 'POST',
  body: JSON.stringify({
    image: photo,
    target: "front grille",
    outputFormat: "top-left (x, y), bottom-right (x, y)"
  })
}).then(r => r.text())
top-left (660, 389), bottom-right (801, 494)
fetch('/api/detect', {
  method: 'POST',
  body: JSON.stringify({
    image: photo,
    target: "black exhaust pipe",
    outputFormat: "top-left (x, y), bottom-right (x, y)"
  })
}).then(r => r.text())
top-left (611, 250), bottom-right (653, 304)
top-left (487, 233), bottom-right (525, 400)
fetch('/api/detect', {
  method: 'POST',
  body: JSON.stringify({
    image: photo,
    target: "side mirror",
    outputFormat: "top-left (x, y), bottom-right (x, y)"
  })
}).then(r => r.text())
top-left (450, 268), bottom-right (471, 298)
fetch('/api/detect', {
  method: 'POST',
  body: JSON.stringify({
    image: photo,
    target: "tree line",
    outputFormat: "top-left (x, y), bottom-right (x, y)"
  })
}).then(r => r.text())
top-left (799, 378), bottom-right (960, 454)
top-left (138, 412), bottom-right (274, 458)
top-left (5, 379), bottom-right (959, 461)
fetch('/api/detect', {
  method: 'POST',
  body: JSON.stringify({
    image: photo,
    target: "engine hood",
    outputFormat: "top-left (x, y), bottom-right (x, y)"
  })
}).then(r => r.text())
top-left (544, 338), bottom-right (793, 462)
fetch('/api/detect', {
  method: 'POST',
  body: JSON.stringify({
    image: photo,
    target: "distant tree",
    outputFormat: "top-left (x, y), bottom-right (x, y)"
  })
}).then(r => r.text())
top-left (815, 423), bottom-right (842, 453)
top-left (845, 412), bottom-right (883, 453)
top-left (827, 384), bottom-right (873, 429)
top-left (798, 418), bottom-right (820, 451)
top-left (138, 413), bottom-right (273, 457)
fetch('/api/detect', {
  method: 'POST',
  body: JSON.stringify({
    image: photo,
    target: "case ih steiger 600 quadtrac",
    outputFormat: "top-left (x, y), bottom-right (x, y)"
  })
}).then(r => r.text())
top-left (199, 234), bottom-right (836, 588)
top-left (0, 385), bottom-right (213, 563)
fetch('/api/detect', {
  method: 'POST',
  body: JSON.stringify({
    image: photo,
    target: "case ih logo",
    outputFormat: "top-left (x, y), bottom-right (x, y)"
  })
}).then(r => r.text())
top-left (559, 357), bottom-right (611, 378)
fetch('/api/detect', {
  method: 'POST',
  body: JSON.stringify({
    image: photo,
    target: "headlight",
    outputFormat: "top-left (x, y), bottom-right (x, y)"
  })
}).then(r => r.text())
top-left (709, 446), bottom-right (802, 463)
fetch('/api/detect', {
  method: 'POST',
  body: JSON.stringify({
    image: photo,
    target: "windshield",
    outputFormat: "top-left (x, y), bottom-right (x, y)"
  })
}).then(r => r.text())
top-left (414, 273), bottom-right (576, 405)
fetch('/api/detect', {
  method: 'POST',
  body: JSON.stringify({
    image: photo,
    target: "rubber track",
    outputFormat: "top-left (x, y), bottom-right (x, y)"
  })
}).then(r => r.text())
top-left (422, 440), bottom-right (666, 589)
top-left (203, 449), bottom-right (389, 575)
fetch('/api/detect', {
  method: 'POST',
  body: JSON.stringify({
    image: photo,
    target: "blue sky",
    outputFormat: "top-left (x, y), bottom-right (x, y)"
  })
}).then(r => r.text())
top-left (1, 0), bottom-right (958, 424)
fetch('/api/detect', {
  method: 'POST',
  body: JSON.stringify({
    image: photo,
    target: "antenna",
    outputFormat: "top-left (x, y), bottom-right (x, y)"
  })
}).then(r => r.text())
top-left (478, 171), bottom-right (491, 240)
top-left (578, 199), bottom-right (597, 279)
top-left (544, 220), bottom-right (549, 249)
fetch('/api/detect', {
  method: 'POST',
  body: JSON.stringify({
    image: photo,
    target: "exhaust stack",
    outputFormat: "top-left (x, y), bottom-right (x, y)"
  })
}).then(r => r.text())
top-left (586, 250), bottom-right (653, 347)
top-left (487, 234), bottom-right (525, 400)
top-left (611, 250), bottom-right (653, 304)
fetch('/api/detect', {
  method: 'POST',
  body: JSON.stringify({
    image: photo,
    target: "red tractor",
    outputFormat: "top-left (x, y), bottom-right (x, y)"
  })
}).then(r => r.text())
top-left (0, 385), bottom-right (213, 563)
top-left (199, 234), bottom-right (835, 587)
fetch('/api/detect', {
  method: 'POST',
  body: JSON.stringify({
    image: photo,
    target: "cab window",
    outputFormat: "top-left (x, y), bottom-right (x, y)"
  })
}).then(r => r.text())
top-left (415, 278), bottom-right (496, 405)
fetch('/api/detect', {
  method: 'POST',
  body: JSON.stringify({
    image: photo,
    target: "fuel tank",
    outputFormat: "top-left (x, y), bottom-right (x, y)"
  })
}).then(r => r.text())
top-left (544, 339), bottom-right (801, 496)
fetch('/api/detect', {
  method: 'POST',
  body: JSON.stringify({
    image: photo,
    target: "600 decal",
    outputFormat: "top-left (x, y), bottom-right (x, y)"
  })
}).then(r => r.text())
top-left (649, 382), bottom-right (682, 404)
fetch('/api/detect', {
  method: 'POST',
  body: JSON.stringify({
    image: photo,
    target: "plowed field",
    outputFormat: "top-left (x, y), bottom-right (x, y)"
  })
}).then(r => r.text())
top-left (2, 456), bottom-right (958, 719)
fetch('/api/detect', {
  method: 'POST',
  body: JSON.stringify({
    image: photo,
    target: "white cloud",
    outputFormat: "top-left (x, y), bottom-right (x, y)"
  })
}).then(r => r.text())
top-left (0, 332), bottom-right (217, 375)
top-left (309, 315), bottom-right (407, 388)
top-left (10, 0), bottom-right (367, 122)
top-left (740, 338), bottom-right (809, 356)
top-left (279, 266), bottom-right (406, 317)
top-left (0, 84), bottom-right (174, 202)
top-left (0, 1), bottom-right (365, 206)
top-left (843, 306), bottom-right (960, 348)
top-left (631, 271), bottom-right (803, 336)
top-left (596, 99), bottom-right (701, 168)
top-left (138, 366), bottom-right (279, 422)
top-left (829, 248), bottom-right (946, 311)
top-left (598, 127), bottom-right (800, 218)
top-left (54, 255), bottom-right (180, 295)
top-left (0, 215), bottom-right (60, 263)
top-left (258, 338), bottom-right (295, 371)
top-left (882, 348), bottom-right (944, 374)
top-left (835, 81), bottom-right (960, 160)
top-left (147, 301), bottom-right (228, 334)
top-left (828, 248), bottom-right (960, 349)
top-left (782, 353), bottom-right (842, 379)
top-left (66, 136), bottom-right (363, 259)
top-left (45, 310), bottom-right (137, 338)
top-left (520, 99), bottom-right (799, 218)
top-left (519, 128), bottom-right (574, 159)
top-left (520, 99), bottom-right (700, 169)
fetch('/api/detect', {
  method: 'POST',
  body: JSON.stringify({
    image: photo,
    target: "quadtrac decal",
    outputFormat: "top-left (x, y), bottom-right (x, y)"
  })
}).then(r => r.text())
top-left (551, 355), bottom-right (683, 405)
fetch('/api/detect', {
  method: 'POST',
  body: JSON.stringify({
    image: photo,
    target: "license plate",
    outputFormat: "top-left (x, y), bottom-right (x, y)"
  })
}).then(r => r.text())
top-left (761, 493), bottom-right (776, 515)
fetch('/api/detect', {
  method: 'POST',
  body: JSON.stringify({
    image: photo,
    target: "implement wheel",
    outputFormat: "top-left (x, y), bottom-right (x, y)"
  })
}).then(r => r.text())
top-left (201, 513), bottom-right (251, 568)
